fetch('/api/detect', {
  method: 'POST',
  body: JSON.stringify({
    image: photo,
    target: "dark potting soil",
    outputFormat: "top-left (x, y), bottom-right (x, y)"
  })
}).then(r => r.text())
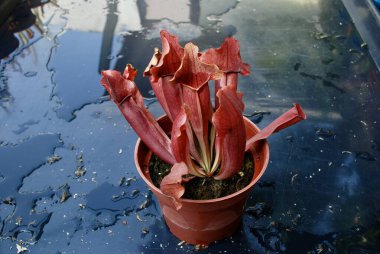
top-left (149, 153), bottom-right (254, 200)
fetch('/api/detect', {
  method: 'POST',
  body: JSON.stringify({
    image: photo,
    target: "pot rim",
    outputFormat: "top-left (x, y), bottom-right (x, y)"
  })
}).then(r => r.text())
top-left (134, 115), bottom-right (270, 204)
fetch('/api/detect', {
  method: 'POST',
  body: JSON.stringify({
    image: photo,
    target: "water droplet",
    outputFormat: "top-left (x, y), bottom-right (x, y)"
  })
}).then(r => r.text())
top-left (355, 152), bottom-right (377, 161)
top-left (245, 202), bottom-right (272, 218)
top-left (24, 71), bottom-right (37, 77)
top-left (315, 128), bottom-right (336, 139)
top-left (206, 15), bottom-right (222, 22)
top-left (294, 62), bottom-right (301, 71)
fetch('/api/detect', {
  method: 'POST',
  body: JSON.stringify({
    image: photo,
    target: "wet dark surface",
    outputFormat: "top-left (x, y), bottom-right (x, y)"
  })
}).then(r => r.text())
top-left (1, 0), bottom-right (380, 253)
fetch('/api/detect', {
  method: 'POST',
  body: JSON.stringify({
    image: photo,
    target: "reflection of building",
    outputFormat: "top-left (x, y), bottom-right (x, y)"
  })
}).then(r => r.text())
top-left (61, 0), bottom-right (198, 35)
top-left (0, 0), bottom-right (50, 111)
top-left (60, 1), bottom-right (142, 33)
top-left (98, 0), bottom-right (238, 97)
top-left (144, 0), bottom-right (192, 23)
top-left (99, 0), bottom-right (203, 97)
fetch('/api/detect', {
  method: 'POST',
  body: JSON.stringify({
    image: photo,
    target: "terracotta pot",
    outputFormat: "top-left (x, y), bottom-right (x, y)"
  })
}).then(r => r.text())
top-left (134, 115), bottom-right (269, 245)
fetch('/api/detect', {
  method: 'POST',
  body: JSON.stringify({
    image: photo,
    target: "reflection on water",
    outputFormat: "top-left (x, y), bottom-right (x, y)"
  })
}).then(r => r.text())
top-left (0, 1), bottom-right (52, 60)
top-left (0, 134), bottom-right (62, 243)
top-left (0, 0), bottom-right (380, 253)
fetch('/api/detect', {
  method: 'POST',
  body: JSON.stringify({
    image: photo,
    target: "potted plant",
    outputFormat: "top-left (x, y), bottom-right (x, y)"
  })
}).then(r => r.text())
top-left (100, 30), bottom-right (306, 245)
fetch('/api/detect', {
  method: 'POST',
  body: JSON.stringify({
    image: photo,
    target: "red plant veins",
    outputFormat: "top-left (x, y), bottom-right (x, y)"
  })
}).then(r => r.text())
top-left (101, 30), bottom-right (306, 208)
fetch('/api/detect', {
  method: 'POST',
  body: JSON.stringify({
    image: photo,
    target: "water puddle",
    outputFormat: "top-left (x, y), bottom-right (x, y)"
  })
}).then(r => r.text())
top-left (0, 134), bottom-right (62, 243)
top-left (13, 120), bottom-right (40, 135)
top-left (245, 202), bottom-right (272, 219)
top-left (48, 31), bottom-right (105, 121)
top-left (84, 180), bottom-right (154, 224)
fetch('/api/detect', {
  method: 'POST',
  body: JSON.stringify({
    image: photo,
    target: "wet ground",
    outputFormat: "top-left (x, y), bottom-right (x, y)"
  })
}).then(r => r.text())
top-left (1, 0), bottom-right (380, 253)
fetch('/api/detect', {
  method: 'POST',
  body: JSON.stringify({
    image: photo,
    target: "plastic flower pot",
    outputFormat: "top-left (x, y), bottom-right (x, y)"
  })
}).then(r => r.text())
top-left (134, 115), bottom-right (269, 245)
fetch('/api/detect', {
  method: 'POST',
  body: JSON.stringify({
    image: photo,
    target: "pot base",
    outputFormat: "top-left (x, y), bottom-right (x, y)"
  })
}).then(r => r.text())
top-left (165, 215), bottom-right (242, 245)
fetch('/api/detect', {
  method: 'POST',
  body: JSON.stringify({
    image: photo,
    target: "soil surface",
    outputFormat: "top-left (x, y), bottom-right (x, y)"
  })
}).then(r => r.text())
top-left (149, 153), bottom-right (254, 200)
